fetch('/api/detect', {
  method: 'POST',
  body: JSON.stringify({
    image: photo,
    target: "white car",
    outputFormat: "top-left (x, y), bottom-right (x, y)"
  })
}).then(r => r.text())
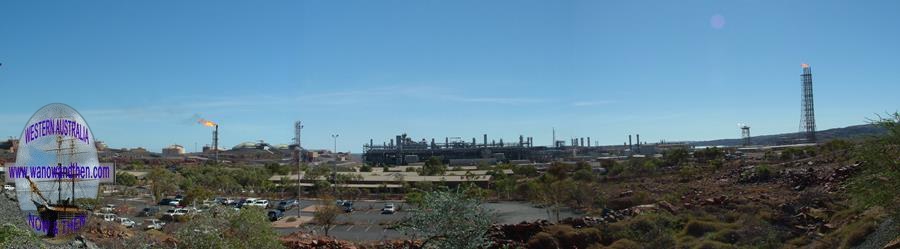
top-left (243, 199), bottom-right (269, 208)
top-left (145, 219), bottom-right (165, 230)
top-left (382, 203), bottom-right (396, 214)
top-left (102, 213), bottom-right (117, 222)
top-left (252, 199), bottom-right (270, 208)
top-left (117, 217), bottom-right (135, 228)
top-left (3, 185), bottom-right (14, 191)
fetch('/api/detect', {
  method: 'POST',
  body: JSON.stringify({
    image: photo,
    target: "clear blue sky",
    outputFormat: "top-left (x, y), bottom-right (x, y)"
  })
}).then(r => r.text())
top-left (1, 1), bottom-right (898, 152)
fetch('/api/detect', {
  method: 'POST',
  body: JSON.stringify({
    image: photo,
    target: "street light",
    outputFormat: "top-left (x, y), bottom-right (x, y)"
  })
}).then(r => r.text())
top-left (331, 134), bottom-right (339, 191)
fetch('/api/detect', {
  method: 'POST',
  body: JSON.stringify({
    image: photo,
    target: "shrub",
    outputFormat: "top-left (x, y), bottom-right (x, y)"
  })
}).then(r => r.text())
top-left (755, 165), bottom-right (774, 181)
top-left (526, 232), bottom-right (558, 249)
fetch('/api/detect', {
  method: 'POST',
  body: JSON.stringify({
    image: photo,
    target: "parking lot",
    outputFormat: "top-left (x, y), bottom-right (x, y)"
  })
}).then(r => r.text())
top-left (278, 200), bottom-right (580, 241)
top-left (97, 193), bottom-right (581, 242)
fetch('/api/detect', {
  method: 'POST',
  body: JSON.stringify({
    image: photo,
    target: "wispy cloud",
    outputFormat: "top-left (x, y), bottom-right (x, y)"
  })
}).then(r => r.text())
top-left (572, 100), bottom-right (616, 107)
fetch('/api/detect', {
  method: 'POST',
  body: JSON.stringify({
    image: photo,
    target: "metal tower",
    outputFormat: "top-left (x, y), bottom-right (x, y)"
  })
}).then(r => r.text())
top-left (293, 121), bottom-right (304, 148)
top-left (799, 64), bottom-right (816, 142)
top-left (740, 124), bottom-right (751, 146)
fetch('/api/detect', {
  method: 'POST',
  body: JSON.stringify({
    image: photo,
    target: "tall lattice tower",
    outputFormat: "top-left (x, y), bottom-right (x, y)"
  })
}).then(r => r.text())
top-left (293, 121), bottom-right (304, 148)
top-left (739, 124), bottom-right (751, 146)
top-left (799, 64), bottom-right (816, 142)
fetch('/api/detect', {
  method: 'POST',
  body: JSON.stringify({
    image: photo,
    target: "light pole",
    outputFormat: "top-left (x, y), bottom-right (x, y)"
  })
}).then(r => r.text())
top-left (331, 134), bottom-right (339, 192)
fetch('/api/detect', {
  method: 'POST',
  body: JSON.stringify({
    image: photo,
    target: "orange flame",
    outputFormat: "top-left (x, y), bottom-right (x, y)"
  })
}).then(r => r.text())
top-left (198, 119), bottom-right (216, 127)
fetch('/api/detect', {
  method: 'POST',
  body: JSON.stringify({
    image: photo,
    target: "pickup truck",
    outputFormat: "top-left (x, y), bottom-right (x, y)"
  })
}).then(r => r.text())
top-left (145, 219), bottom-right (165, 230)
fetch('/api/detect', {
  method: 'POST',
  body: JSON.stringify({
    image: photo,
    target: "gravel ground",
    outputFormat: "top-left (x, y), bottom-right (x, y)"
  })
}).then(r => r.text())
top-left (0, 189), bottom-right (99, 249)
top-left (853, 217), bottom-right (900, 249)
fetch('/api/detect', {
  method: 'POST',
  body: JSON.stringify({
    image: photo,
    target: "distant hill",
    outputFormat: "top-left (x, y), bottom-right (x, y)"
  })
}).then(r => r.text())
top-left (690, 124), bottom-right (887, 146)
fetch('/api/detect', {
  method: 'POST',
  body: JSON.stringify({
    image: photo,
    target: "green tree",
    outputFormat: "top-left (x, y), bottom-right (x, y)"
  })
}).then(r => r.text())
top-left (546, 162), bottom-right (571, 179)
top-left (227, 207), bottom-right (284, 249)
top-left (183, 186), bottom-right (214, 207)
top-left (572, 168), bottom-right (595, 182)
top-left (115, 172), bottom-right (138, 186)
top-left (528, 175), bottom-right (571, 222)
top-left (399, 191), bottom-right (494, 249)
top-left (512, 164), bottom-right (539, 177)
top-left (175, 207), bottom-right (229, 249)
top-left (421, 156), bottom-right (447, 176)
top-left (663, 148), bottom-right (690, 166)
top-left (313, 197), bottom-right (342, 236)
top-left (147, 167), bottom-right (182, 201)
top-left (849, 112), bottom-right (900, 212)
top-left (406, 191), bottom-right (425, 207)
top-left (176, 206), bottom-right (283, 249)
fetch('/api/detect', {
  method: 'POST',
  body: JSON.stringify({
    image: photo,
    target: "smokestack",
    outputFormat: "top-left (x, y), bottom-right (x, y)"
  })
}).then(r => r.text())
top-left (636, 134), bottom-right (641, 153)
top-left (587, 137), bottom-right (591, 147)
top-left (431, 138), bottom-right (435, 149)
top-left (445, 137), bottom-right (449, 148)
top-left (213, 125), bottom-right (219, 164)
top-left (370, 139), bottom-right (374, 147)
top-left (390, 139), bottom-right (394, 147)
top-left (483, 134), bottom-right (488, 147)
top-left (628, 135), bottom-right (632, 151)
top-left (472, 137), bottom-right (476, 146)
top-left (580, 137), bottom-right (584, 147)
top-left (552, 128), bottom-right (556, 148)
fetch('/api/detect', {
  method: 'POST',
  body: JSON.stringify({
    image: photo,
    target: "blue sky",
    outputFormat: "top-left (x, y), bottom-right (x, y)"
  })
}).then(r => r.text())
top-left (1, 1), bottom-right (898, 153)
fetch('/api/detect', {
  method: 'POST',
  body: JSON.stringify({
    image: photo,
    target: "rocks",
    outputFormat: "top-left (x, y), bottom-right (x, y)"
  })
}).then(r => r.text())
top-left (779, 167), bottom-right (818, 191)
top-left (489, 220), bottom-right (548, 242)
top-left (279, 231), bottom-right (362, 249)
top-left (702, 195), bottom-right (729, 206)
top-left (884, 236), bottom-right (900, 249)
top-left (824, 162), bottom-right (862, 192)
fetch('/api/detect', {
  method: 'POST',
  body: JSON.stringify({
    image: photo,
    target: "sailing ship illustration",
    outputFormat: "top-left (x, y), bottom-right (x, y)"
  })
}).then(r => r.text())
top-left (23, 135), bottom-right (91, 237)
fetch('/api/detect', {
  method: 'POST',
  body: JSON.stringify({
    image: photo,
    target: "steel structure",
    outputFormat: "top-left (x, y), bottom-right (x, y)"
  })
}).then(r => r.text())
top-left (363, 133), bottom-right (554, 165)
top-left (293, 121), bottom-right (304, 148)
top-left (740, 125), bottom-right (751, 146)
top-left (799, 64), bottom-right (816, 142)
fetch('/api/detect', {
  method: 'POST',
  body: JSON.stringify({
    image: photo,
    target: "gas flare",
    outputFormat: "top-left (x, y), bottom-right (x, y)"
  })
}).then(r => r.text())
top-left (198, 118), bottom-right (216, 127)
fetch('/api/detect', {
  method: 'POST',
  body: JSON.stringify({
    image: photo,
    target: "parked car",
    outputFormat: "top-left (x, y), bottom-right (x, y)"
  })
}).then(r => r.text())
top-left (381, 203), bottom-right (396, 214)
top-left (215, 197), bottom-right (236, 205)
top-left (341, 201), bottom-right (353, 213)
top-left (102, 213), bottom-right (117, 222)
top-left (139, 207), bottom-right (160, 217)
top-left (254, 199), bottom-right (271, 208)
top-left (158, 198), bottom-right (181, 206)
top-left (3, 185), bottom-right (14, 191)
top-left (145, 219), bottom-right (165, 230)
top-left (117, 217), bottom-right (135, 228)
top-left (239, 198), bottom-right (258, 208)
top-left (277, 200), bottom-right (299, 211)
top-left (243, 198), bottom-right (269, 208)
top-left (267, 210), bottom-right (284, 221)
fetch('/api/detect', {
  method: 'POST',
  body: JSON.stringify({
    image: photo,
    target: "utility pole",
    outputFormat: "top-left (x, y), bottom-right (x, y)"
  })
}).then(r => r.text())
top-left (331, 134), bottom-right (339, 192)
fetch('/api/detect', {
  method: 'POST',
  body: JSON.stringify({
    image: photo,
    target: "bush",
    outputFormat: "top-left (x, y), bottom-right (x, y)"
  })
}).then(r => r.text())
top-left (755, 165), bottom-right (774, 181)
top-left (540, 225), bottom-right (604, 249)
top-left (606, 212), bottom-right (679, 247)
top-left (526, 232), bottom-right (558, 249)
